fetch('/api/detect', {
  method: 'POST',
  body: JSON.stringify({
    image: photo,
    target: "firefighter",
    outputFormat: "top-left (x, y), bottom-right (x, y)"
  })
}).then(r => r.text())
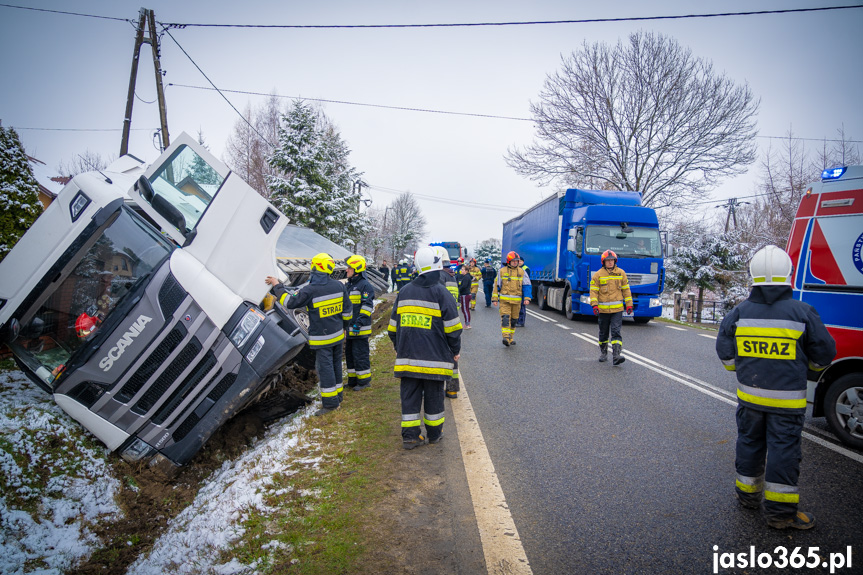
top-left (480, 257), bottom-right (496, 307)
top-left (491, 251), bottom-right (531, 346)
top-left (434, 246), bottom-right (461, 398)
top-left (467, 258), bottom-right (482, 310)
top-left (515, 258), bottom-right (531, 327)
top-left (590, 250), bottom-right (632, 365)
top-left (716, 245), bottom-right (835, 530)
top-left (266, 253), bottom-right (351, 416)
top-left (395, 259), bottom-right (413, 291)
top-left (345, 254), bottom-right (376, 391)
top-left (388, 246), bottom-right (462, 449)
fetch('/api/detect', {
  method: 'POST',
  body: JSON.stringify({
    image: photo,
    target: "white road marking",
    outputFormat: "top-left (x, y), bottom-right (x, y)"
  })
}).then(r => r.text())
top-left (665, 325), bottom-right (687, 331)
top-left (569, 332), bottom-right (863, 464)
top-left (699, 334), bottom-right (717, 340)
top-left (525, 309), bottom-right (552, 322)
top-left (556, 323), bottom-right (571, 330)
top-left (451, 374), bottom-right (533, 574)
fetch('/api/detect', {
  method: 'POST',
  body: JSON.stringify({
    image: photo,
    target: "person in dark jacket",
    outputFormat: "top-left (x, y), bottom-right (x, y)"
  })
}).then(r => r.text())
top-left (716, 245), bottom-right (835, 530)
top-left (434, 247), bottom-right (462, 399)
top-left (457, 266), bottom-right (473, 328)
top-left (395, 259), bottom-right (413, 291)
top-left (480, 257), bottom-right (497, 307)
top-left (388, 246), bottom-right (462, 449)
top-left (378, 260), bottom-right (390, 293)
top-left (515, 259), bottom-right (530, 327)
top-left (266, 253), bottom-right (351, 416)
top-left (345, 255), bottom-right (376, 391)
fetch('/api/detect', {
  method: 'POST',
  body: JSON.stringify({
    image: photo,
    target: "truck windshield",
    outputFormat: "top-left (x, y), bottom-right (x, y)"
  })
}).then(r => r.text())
top-left (9, 208), bottom-right (174, 386)
top-left (147, 144), bottom-right (225, 233)
top-left (584, 226), bottom-right (661, 258)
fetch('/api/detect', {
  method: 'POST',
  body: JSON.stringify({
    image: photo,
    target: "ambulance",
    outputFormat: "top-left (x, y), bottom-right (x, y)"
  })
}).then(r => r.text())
top-left (786, 165), bottom-right (863, 449)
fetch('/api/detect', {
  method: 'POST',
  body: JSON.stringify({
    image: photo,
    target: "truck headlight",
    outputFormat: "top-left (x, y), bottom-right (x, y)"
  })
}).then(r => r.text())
top-left (649, 297), bottom-right (662, 308)
top-left (231, 308), bottom-right (264, 348)
top-left (580, 295), bottom-right (591, 304)
top-left (121, 437), bottom-right (153, 462)
top-left (246, 335), bottom-right (265, 363)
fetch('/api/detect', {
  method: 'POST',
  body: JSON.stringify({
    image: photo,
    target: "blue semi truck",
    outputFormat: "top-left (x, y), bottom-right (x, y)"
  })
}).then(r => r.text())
top-left (502, 189), bottom-right (666, 323)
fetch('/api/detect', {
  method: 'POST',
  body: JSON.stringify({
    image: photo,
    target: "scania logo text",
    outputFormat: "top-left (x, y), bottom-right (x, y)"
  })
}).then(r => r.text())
top-left (99, 315), bottom-right (152, 372)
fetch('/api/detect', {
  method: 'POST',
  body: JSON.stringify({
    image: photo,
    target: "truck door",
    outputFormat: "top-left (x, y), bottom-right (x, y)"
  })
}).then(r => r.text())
top-left (128, 133), bottom-right (287, 306)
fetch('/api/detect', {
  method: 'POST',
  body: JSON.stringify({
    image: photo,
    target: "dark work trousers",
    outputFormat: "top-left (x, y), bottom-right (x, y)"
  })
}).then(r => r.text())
top-left (735, 405), bottom-right (805, 520)
top-left (597, 311), bottom-right (624, 346)
top-left (447, 360), bottom-right (460, 394)
top-left (315, 345), bottom-right (343, 409)
top-left (483, 280), bottom-right (494, 306)
top-left (516, 300), bottom-right (527, 326)
top-left (459, 294), bottom-right (472, 327)
top-left (345, 337), bottom-right (371, 388)
top-left (400, 376), bottom-right (445, 442)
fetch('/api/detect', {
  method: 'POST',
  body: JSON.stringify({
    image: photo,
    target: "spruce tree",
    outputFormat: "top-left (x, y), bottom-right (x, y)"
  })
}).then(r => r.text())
top-left (0, 125), bottom-right (43, 262)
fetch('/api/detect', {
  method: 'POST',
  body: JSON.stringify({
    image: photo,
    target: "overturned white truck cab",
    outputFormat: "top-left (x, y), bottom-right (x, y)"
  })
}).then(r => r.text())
top-left (0, 133), bottom-right (314, 474)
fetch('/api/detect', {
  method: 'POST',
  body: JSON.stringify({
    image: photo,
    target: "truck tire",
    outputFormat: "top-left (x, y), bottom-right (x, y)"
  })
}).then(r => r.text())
top-left (564, 287), bottom-right (576, 320)
top-left (633, 317), bottom-right (651, 324)
top-left (823, 373), bottom-right (863, 450)
top-left (538, 284), bottom-right (550, 310)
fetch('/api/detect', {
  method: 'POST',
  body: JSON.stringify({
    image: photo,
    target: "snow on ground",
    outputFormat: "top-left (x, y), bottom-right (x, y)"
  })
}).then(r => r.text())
top-left (0, 369), bottom-right (121, 575)
top-left (127, 406), bottom-right (319, 575)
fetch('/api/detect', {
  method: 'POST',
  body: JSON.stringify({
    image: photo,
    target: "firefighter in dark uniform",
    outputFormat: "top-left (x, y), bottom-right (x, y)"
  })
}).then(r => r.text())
top-left (345, 254), bottom-right (376, 391)
top-left (266, 253), bottom-right (351, 416)
top-left (434, 246), bottom-right (461, 398)
top-left (395, 259), bottom-right (412, 291)
top-left (388, 246), bottom-right (462, 449)
top-left (716, 245), bottom-right (835, 529)
top-left (480, 257), bottom-right (497, 307)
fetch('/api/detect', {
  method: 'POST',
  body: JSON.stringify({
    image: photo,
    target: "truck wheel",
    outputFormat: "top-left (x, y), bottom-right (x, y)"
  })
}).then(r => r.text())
top-left (564, 288), bottom-right (576, 320)
top-left (823, 373), bottom-right (863, 450)
top-left (633, 317), bottom-right (651, 324)
top-left (538, 285), bottom-right (550, 310)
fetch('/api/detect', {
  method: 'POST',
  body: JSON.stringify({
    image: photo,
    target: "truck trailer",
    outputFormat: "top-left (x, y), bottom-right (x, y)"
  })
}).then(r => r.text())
top-left (0, 133), bottom-right (322, 474)
top-left (502, 189), bottom-right (665, 322)
top-left (786, 165), bottom-right (863, 449)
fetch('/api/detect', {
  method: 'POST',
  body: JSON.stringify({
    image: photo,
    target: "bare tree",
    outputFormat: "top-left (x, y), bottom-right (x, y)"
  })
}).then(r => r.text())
top-left (387, 192), bottom-right (427, 262)
top-left (57, 149), bottom-right (115, 180)
top-left (224, 93), bottom-right (284, 198)
top-left (507, 31), bottom-right (760, 209)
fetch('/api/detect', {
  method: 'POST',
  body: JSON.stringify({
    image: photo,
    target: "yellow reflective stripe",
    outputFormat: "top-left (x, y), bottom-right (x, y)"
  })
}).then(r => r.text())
top-left (388, 324), bottom-right (397, 333)
top-left (360, 309), bottom-right (372, 316)
top-left (357, 372), bottom-right (372, 380)
top-left (313, 297), bottom-right (343, 308)
top-left (753, 276), bottom-right (789, 283)
top-left (444, 322), bottom-right (463, 333)
top-left (499, 294), bottom-right (522, 301)
top-left (737, 389), bottom-right (806, 409)
top-left (401, 419), bottom-right (422, 428)
top-left (394, 365), bottom-right (453, 376)
top-left (736, 480), bottom-right (761, 494)
top-left (809, 361), bottom-right (828, 372)
top-left (765, 490), bottom-right (799, 503)
top-left (424, 415), bottom-right (445, 426)
top-left (349, 295), bottom-right (361, 304)
top-left (736, 326), bottom-right (803, 339)
top-left (279, 293), bottom-right (289, 305)
top-left (724, 364), bottom-right (736, 371)
top-left (398, 305), bottom-right (442, 317)
top-left (321, 389), bottom-right (340, 398)
top-left (309, 333), bottom-right (345, 346)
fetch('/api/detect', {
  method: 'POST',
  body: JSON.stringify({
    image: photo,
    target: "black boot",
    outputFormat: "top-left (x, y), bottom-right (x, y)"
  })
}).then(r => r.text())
top-left (598, 343), bottom-right (608, 362)
top-left (612, 344), bottom-right (625, 366)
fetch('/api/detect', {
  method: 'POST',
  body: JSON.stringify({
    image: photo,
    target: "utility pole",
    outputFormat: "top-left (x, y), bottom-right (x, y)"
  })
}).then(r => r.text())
top-left (716, 198), bottom-right (749, 232)
top-left (120, 8), bottom-right (170, 156)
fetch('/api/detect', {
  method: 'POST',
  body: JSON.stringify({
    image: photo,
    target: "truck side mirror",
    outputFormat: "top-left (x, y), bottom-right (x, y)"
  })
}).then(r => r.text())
top-left (567, 237), bottom-right (576, 252)
top-left (136, 175), bottom-right (155, 202)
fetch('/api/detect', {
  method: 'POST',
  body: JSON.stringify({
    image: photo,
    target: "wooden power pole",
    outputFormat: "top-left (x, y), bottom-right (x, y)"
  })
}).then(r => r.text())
top-left (120, 8), bottom-right (170, 156)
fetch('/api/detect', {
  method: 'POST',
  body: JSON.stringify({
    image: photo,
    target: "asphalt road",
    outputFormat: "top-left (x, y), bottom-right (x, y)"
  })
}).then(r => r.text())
top-left (458, 295), bottom-right (862, 575)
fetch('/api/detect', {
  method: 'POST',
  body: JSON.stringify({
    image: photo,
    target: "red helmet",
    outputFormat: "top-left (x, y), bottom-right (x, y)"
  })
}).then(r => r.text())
top-left (601, 250), bottom-right (618, 264)
top-left (75, 313), bottom-right (99, 338)
top-left (506, 251), bottom-right (521, 265)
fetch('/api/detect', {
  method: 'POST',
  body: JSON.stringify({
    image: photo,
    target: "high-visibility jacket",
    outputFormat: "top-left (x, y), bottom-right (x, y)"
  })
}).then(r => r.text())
top-left (388, 271), bottom-right (462, 380)
top-left (346, 272), bottom-right (376, 338)
top-left (589, 266), bottom-right (632, 313)
top-left (491, 265), bottom-right (531, 303)
top-left (468, 265), bottom-right (482, 292)
top-left (716, 286), bottom-right (836, 414)
top-left (395, 265), bottom-right (412, 284)
top-left (439, 268), bottom-right (459, 301)
top-left (274, 271), bottom-right (351, 348)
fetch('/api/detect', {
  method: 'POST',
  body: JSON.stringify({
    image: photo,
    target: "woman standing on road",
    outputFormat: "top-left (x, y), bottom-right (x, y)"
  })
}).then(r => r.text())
top-left (457, 266), bottom-right (473, 328)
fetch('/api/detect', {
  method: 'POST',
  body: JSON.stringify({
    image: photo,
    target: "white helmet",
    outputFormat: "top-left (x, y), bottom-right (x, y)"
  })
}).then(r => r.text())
top-left (414, 246), bottom-right (443, 275)
top-left (749, 245), bottom-right (792, 286)
top-left (432, 246), bottom-right (449, 263)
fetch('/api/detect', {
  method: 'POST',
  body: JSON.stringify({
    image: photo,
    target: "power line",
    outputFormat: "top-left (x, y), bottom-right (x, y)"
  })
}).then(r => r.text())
top-left (366, 184), bottom-right (527, 213)
top-left (0, 3), bottom-right (128, 22)
top-left (10, 127), bottom-right (155, 132)
top-left (158, 5), bottom-right (863, 28)
top-left (168, 84), bottom-right (533, 122)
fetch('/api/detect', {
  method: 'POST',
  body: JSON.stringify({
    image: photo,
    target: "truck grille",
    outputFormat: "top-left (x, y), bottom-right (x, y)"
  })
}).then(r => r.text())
top-left (116, 325), bottom-right (187, 403)
top-left (152, 351), bottom-right (217, 425)
top-left (158, 274), bottom-right (186, 318)
top-left (172, 372), bottom-right (237, 442)
top-left (132, 337), bottom-right (203, 416)
top-left (626, 273), bottom-right (658, 286)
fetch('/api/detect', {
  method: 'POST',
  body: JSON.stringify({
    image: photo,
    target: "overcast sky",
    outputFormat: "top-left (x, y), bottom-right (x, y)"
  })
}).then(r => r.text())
top-left (2, 1), bottom-right (861, 254)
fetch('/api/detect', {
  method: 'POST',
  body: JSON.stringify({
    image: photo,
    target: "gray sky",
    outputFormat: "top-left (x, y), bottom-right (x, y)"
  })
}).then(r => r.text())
top-left (2, 1), bottom-right (861, 253)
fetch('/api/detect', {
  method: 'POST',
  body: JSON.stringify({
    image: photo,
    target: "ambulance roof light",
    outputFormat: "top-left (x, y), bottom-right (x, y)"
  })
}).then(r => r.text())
top-left (821, 167), bottom-right (847, 180)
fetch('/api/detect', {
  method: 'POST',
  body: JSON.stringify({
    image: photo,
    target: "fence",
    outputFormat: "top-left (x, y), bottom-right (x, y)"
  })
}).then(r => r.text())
top-left (663, 292), bottom-right (731, 324)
